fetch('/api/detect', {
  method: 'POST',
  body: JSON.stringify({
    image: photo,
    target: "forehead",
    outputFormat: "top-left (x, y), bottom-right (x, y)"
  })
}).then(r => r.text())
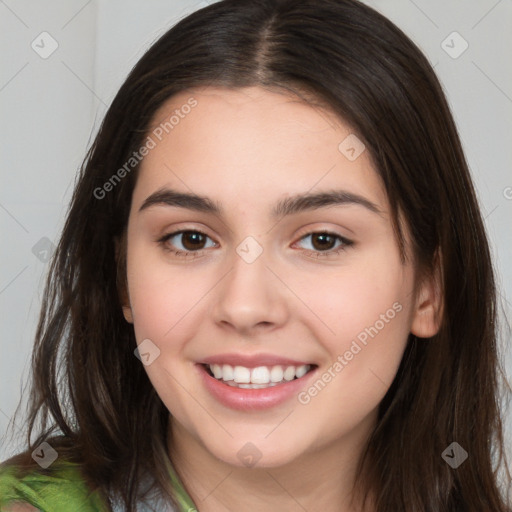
top-left (133, 86), bottom-right (387, 213)
top-left (151, 85), bottom-right (342, 130)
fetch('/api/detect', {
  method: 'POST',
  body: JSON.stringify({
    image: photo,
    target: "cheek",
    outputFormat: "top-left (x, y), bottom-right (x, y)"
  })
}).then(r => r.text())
top-left (295, 251), bottom-right (412, 416)
top-left (125, 242), bottom-right (217, 352)
top-left (126, 243), bottom-right (181, 341)
top-left (124, 244), bottom-right (209, 414)
top-left (304, 251), bottom-right (411, 352)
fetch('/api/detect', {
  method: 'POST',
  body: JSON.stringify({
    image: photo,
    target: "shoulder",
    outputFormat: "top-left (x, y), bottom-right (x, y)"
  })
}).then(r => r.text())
top-left (0, 457), bottom-right (109, 512)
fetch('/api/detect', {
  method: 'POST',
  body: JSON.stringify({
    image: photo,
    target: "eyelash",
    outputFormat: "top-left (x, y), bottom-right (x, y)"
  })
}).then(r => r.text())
top-left (157, 229), bottom-right (354, 260)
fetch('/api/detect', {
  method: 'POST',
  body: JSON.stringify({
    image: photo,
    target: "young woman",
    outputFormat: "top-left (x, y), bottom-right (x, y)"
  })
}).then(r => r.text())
top-left (1, 0), bottom-right (511, 510)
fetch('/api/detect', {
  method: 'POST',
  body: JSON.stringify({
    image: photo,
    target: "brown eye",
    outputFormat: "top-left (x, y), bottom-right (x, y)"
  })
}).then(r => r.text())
top-left (295, 231), bottom-right (354, 258)
top-left (310, 233), bottom-right (337, 251)
top-left (180, 231), bottom-right (208, 250)
top-left (159, 230), bottom-right (216, 255)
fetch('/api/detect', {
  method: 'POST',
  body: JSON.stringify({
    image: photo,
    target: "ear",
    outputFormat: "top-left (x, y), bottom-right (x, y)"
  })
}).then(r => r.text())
top-left (410, 249), bottom-right (444, 338)
top-left (122, 305), bottom-right (134, 324)
top-left (115, 235), bottom-right (134, 324)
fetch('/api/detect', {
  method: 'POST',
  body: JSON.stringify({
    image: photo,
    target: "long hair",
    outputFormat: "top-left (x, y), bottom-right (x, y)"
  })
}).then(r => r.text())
top-left (3, 0), bottom-right (511, 510)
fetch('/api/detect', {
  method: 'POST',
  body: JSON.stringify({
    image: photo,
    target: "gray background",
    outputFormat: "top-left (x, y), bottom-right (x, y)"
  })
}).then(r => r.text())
top-left (1, 0), bottom-right (511, 476)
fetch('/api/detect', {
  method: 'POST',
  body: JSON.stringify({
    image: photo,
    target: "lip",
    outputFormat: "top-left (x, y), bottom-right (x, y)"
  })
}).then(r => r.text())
top-left (197, 361), bottom-right (317, 411)
top-left (200, 353), bottom-right (312, 368)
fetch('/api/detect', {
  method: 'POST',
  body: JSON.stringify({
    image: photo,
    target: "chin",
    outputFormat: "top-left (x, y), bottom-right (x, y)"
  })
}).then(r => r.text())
top-left (200, 434), bottom-right (310, 470)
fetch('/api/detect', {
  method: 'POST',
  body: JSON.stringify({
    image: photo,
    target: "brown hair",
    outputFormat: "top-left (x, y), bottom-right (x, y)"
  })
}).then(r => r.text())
top-left (3, 0), bottom-right (511, 510)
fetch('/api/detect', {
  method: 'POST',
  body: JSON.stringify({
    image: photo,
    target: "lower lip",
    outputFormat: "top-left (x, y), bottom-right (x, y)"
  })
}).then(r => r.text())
top-left (197, 364), bottom-right (317, 411)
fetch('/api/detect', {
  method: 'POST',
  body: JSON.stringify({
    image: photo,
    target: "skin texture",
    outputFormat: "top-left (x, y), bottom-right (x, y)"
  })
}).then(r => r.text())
top-left (121, 86), bottom-right (441, 511)
top-left (2, 504), bottom-right (39, 511)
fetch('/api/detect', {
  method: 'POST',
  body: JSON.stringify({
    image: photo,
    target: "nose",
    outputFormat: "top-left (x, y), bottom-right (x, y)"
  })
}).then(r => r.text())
top-left (211, 246), bottom-right (289, 337)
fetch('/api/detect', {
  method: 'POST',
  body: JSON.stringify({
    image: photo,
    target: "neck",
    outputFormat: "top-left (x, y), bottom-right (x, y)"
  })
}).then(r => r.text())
top-left (167, 412), bottom-right (377, 512)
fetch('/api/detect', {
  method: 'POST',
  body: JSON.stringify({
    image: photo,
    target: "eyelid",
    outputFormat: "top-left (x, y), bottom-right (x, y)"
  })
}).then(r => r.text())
top-left (157, 225), bottom-right (354, 260)
top-left (292, 230), bottom-right (354, 256)
top-left (157, 224), bottom-right (217, 242)
top-left (294, 224), bottom-right (353, 241)
top-left (157, 228), bottom-right (217, 248)
top-left (157, 226), bottom-right (352, 245)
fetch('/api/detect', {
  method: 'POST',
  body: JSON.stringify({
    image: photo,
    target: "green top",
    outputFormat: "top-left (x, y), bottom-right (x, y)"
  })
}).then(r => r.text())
top-left (0, 459), bottom-right (198, 511)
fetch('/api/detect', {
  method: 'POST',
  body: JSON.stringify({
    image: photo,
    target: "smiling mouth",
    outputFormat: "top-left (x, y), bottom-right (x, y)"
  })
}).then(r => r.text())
top-left (203, 363), bottom-right (317, 389)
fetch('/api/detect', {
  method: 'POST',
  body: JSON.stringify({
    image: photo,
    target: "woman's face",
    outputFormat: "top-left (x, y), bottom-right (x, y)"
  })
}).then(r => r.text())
top-left (122, 86), bottom-right (436, 468)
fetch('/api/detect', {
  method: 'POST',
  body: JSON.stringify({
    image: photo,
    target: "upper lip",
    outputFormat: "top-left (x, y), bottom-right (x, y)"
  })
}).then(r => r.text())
top-left (199, 353), bottom-right (314, 368)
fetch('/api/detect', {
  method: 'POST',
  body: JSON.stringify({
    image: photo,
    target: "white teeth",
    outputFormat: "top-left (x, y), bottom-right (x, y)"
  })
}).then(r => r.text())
top-left (283, 366), bottom-right (296, 381)
top-left (211, 364), bottom-right (222, 379)
top-left (233, 366), bottom-right (251, 383)
top-left (207, 363), bottom-right (312, 387)
top-left (251, 366), bottom-right (270, 384)
top-left (270, 366), bottom-right (284, 382)
top-left (227, 382), bottom-right (279, 389)
top-left (238, 383), bottom-right (270, 389)
top-left (295, 365), bottom-right (308, 378)
top-left (222, 364), bottom-right (234, 381)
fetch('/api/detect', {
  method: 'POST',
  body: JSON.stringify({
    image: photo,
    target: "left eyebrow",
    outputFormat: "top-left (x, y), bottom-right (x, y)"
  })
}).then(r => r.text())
top-left (138, 187), bottom-right (383, 217)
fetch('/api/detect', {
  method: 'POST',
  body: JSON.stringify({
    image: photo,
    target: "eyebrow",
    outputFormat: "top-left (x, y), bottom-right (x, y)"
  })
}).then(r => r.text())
top-left (138, 187), bottom-right (382, 218)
